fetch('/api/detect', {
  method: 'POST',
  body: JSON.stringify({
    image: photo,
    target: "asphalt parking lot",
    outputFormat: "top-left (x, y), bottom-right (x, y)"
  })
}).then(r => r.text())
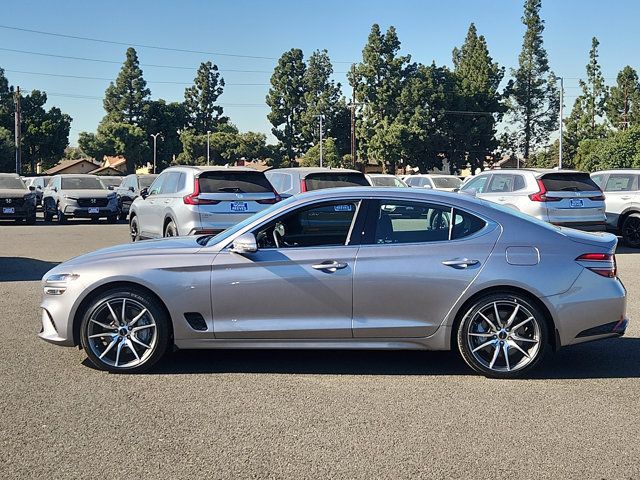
top-left (1, 217), bottom-right (639, 479)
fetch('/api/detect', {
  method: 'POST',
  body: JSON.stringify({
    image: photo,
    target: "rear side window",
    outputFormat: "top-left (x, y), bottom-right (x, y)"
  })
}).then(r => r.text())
top-left (540, 173), bottom-right (600, 192)
top-left (304, 172), bottom-right (369, 191)
top-left (199, 171), bottom-right (273, 193)
top-left (604, 174), bottom-right (638, 192)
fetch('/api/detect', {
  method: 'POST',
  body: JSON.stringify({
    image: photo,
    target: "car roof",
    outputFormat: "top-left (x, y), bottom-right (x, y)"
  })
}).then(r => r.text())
top-left (165, 165), bottom-right (259, 173)
top-left (474, 168), bottom-right (584, 177)
top-left (55, 173), bottom-right (101, 177)
top-left (0, 173), bottom-right (21, 178)
top-left (592, 169), bottom-right (640, 175)
top-left (267, 167), bottom-right (363, 176)
top-left (408, 173), bottom-right (459, 178)
top-left (367, 173), bottom-right (399, 177)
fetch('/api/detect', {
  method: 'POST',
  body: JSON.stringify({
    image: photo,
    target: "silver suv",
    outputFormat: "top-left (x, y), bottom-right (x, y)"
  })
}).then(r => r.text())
top-left (129, 165), bottom-right (279, 240)
top-left (404, 174), bottom-right (462, 191)
top-left (459, 169), bottom-right (606, 231)
top-left (42, 174), bottom-right (118, 223)
top-left (265, 167), bottom-right (370, 198)
top-left (591, 169), bottom-right (640, 247)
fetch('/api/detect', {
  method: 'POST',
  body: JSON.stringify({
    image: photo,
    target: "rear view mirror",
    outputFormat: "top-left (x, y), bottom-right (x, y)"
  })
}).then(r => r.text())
top-left (230, 232), bottom-right (258, 254)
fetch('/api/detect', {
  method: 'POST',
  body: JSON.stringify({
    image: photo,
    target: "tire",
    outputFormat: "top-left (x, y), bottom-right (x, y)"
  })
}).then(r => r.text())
top-left (57, 206), bottom-right (67, 224)
top-left (621, 213), bottom-right (640, 249)
top-left (44, 208), bottom-right (53, 223)
top-left (26, 214), bottom-right (36, 225)
top-left (107, 215), bottom-right (118, 224)
top-left (118, 209), bottom-right (127, 221)
top-left (457, 292), bottom-right (548, 379)
top-left (79, 287), bottom-right (170, 373)
top-left (129, 215), bottom-right (141, 242)
top-left (164, 220), bottom-right (178, 237)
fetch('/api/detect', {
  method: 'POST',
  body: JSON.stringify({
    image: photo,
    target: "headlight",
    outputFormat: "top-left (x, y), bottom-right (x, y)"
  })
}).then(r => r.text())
top-left (63, 194), bottom-right (79, 200)
top-left (44, 273), bottom-right (79, 295)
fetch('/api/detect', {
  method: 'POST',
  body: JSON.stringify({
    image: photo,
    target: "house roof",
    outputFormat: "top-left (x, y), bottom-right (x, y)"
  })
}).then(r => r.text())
top-left (45, 158), bottom-right (100, 175)
top-left (103, 155), bottom-right (126, 167)
top-left (91, 165), bottom-right (125, 175)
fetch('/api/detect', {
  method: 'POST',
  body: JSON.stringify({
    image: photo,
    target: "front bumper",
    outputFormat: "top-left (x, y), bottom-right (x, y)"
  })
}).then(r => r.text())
top-left (63, 206), bottom-right (118, 218)
top-left (0, 207), bottom-right (34, 220)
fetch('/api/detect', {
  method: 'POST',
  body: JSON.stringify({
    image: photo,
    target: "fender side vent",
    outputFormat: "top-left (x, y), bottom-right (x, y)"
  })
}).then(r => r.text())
top-left (184, 312), bottom-right (207, 331)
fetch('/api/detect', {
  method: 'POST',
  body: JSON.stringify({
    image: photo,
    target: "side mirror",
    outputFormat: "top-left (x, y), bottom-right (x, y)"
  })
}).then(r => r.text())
top-left (28, 185), bottom-right (36, 191)
top-left (108, 185), bottom-right (115, 190)
top-left (423, 185), bottom-right (433, 189)
top-left (53, 187), bottom-right (58, 192)
top-left (230, 232), bottom-right (258, 254)
top-left (129, 186), bottom-right (135, 192)
top-left (140, 187), bottom-right (149, 199)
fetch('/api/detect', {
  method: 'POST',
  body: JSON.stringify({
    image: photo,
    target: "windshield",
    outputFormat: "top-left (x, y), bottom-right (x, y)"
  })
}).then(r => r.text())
top-left (199, 195), bottom-right (299, 246)
top-left (371, 176), bottom-right (406, 187)
top-left (305, 172), bottom-right (370, 190)
top-left (139, 175), bottom-right (158, 188)
top-left (61, 177), bottom-right (105, 190)
top-left (0, 177), bottom-right (26, 189)
top-left (100, 177), bottom-right (123, 187)
top-left (432, 177), bottom-right (462, 189)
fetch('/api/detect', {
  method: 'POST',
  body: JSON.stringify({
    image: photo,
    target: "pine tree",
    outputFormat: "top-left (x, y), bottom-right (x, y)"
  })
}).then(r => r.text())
top-left (505, 0), bottom-right (559, 160)
top-left (266, 48), bottom-right (307, 164)
top-left (606, 66), bottom-right (640, 129)
top-left (184, 61), bottom-right (227, 134)
top-left (452, 23), bottom-right (505, 172)
top-left (579, 37), bottom-right (607, 134)
top-left (103, 48), bottom-right (150, 126)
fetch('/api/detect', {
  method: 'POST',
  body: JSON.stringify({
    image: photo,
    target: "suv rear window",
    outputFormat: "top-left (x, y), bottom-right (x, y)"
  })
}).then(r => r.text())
top-left (540, 173), bottom-right (600, 192)
top-left (432, 177), bottom-right (462, 189)
top-left (304, 172), bottom-right (369, 191)
top-left (198, 171), bottom-right (273, 193)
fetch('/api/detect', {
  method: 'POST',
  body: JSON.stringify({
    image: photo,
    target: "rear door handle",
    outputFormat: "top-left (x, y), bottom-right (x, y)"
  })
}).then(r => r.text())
top-left (312, 261), bottom-right (348, 272)
top-left (442, 258), bottom-right (480, 269)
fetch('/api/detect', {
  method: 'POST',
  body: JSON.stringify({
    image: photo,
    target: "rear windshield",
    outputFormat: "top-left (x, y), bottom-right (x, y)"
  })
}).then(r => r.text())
top-left (371, 176), bottom-right (406, 187)
top-left (198, 171), bottom-right (273, 194)
top-left (432, 177), bottom-right (462, 189)
top-left (0, 177), bottom-right (25, 189)
top-left (305, 172), bottom-right (369, 191)
top-left (62, 177), bottom-right (105, 190)
top-left (540, 173), bottom-right (600, 192)
top-left (139, 175), bottom-right (158, 188)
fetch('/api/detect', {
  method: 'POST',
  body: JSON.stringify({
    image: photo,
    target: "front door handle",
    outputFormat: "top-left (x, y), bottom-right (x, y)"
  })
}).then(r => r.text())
top-left (442, 258), bottom-right (480, 269)
top-left (312, 260), bottom-right (348, 272)
top-left (621, 196), bottom-right (631, 200)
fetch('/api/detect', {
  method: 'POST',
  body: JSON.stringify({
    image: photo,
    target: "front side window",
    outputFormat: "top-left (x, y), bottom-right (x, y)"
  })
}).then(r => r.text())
top-left (254, 200), bottom-right (360, 249)
top-left (148, 174), bottom-right (165, 196)
top-left (604, 174), bottom-right (638, 192)
top-left (370, 200), bottom-right (486, 244)
top-left (461, 175), bottom-right (489, 194)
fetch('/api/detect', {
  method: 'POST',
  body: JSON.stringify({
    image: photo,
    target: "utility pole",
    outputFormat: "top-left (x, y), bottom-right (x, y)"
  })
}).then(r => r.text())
top-left (315, 115), bottom-right (325, 167)
top-left (14, 86), bottom-right (21, 175)
top-left (150, 133), bottom-right (161, 173)
top-left (207, 130), bottom-right (211, 166)
top-left (559, 76), bottom-right (564, 170)
top-left (349, 64), bottom-right (357, 168)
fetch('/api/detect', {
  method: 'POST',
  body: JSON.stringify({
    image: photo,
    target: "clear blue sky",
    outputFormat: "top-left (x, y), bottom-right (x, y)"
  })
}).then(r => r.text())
top-left (2, 0), bottom-right (639, 146)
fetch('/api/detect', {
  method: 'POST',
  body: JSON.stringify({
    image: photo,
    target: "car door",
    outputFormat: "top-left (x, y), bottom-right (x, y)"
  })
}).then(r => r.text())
top-left (602, 173), bottom-right (639, 227)
top-left (352, 199), bottom-right (499, 338)
top-left (482, 174), bottom-right (515, 206)
top-left (211, 199), bottom-right (364, 339)
top-left (136, 173), bottom-right (166, 238)
top-left (460, 174), bottom-right (490, 197)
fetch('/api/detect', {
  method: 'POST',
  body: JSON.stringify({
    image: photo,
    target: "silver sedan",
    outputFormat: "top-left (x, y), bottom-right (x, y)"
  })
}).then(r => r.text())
top-left (39, 188), bottom-right (628, 378)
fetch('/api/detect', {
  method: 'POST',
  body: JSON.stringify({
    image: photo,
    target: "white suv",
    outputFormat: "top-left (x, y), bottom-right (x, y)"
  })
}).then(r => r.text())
top-left (459, 169), bottom-right (606, 231)
top-left (591, 169), bottom-right (640, 247)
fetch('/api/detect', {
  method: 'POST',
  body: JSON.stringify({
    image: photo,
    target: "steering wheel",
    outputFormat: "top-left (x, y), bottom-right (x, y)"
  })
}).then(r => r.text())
top-left (272, 222), bottom-right (285, 248)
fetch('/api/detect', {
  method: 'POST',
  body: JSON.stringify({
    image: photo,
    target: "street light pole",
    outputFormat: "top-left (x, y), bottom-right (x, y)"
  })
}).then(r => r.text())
top-left (558, 76), bottom-right (564, 169)
top-left (207, 130), bottom-right (211, 166)
top-left (315, 115), bottom-right (325, 167)
top-left (150, 133), bottom-right (161, 174)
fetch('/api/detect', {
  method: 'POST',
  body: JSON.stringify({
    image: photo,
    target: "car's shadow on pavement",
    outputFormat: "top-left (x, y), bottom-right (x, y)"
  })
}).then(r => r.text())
top-left (143, 337), bottom-right (640, 379)
top-left (0, 257), bottom-right (60, 282)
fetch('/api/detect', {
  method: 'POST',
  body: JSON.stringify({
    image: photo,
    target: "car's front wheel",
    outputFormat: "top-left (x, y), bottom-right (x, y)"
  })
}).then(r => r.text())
top-left (129, 215), bottom-right (141, 242)
top-left (457, 293), bottom-right (548, 379)
top-left (79, 288), bottom-right (170, 373)
top-left (164, 220), bottom-right (178, 237)
top-left (622, 213), bottom-right (640, 248)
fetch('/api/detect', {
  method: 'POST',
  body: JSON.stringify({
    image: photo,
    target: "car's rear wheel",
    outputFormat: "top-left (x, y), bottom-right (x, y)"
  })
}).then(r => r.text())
top-left (457, 293), bottom-right (548, 379)
top-left (622, 213), bottom-right (640, 248)
top-left (79, 288), bottom-right (169, 373)
top-left (107, 214), bottom-right (117, 224)
top-left (26, 213), bottom-right (36, 225)
top-left (129, 215), bottom-right (141, 242)
top-left (164, 220), bottom-right (178, 237)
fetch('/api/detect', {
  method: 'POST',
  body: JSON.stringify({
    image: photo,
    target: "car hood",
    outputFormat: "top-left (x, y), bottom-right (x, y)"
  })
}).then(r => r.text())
top-left (0, 188), bottom-right (29, 197)
top-left (52, 237), bottom-right (208, 271)
top-left (557, 227), bottom-right (618, 252)
top-left (61, 189), bottom-right (112, 198)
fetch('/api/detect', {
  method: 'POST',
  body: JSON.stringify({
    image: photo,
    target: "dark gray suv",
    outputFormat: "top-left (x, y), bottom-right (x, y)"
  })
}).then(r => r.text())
top-left (0, 173), bottom-right (37, 224)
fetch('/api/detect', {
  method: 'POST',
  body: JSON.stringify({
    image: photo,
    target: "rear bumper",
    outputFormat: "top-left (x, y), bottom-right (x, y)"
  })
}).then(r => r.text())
top-left (551, 221), bottom-right (607, 232)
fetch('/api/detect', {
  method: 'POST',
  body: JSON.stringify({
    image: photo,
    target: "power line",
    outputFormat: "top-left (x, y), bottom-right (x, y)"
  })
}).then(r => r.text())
top-left (5, 69), bottom-right (269, 86)
top-left (0, 23), bottom-right (355, 64)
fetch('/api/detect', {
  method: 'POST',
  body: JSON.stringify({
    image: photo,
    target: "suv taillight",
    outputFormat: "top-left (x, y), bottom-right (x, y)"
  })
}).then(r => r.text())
top-left (529, 179), bottom-right (561, 202)
top-left (588, 193), bottom-right (606, 201)
top-left (256, 192), bottom-right (282, 204)
top-left (183, 178), bottom-right (220, 205)
top-left (300, 179), bottom-right (307, 193)
top-left (576, 253), bottom-right (617, 278)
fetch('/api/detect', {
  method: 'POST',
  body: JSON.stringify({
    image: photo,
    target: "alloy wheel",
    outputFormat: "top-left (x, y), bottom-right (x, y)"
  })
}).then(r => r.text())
top-left (622, 215), bottom-right (640, 247)
top-left (86, 297), bottom-right (158, 369)
top-left (465, 300), bottom-right (541, 373)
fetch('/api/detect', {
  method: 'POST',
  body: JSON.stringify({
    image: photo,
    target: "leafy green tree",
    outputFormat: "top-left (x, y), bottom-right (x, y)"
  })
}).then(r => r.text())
top-left (235, 131), bottom-right (268, 161)
top-left (301, 137), bottom-right (341, 167)
top-left (302, 50), bottom-right (350, 156)
top-left (144, 99), bottom-right (188, 171)
top-left (103, 48), bottom-right (150, 126)
top-left (605, 66), bottom-right (640, 129)
top-left (184, 61), bottom-right (227, 134)
top-left (0, 126), bottom-right (14, 172)
top-left (528, 140), bottom-right (559, 168)
top-left (0, 68), bottom-right (13, 132)
top-left (266, 48), bottom-right (307, 163)
top-left (452, 23), bottom-right (505, 172)
top-left (79, 121), bottom-right (149, 173)
top-left (574, 126), bottom-right (640, 171)
top-left (504, 0), bottom-right (559, 160)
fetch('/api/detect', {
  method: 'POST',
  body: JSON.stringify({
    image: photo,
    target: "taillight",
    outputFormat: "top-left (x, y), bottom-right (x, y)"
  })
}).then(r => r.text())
top-left (588, 193), bottom-right (606, 201)
top-left (300, 179), bottom-right (307, 193)
top-left (183, 178), bottom-right (220, 205)
top-left (529, 179), bottom-right (561, 202)
top-left (256, 193), bottom-right (282, 204)
top-left (576, 253), bottom-right (617, 278)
